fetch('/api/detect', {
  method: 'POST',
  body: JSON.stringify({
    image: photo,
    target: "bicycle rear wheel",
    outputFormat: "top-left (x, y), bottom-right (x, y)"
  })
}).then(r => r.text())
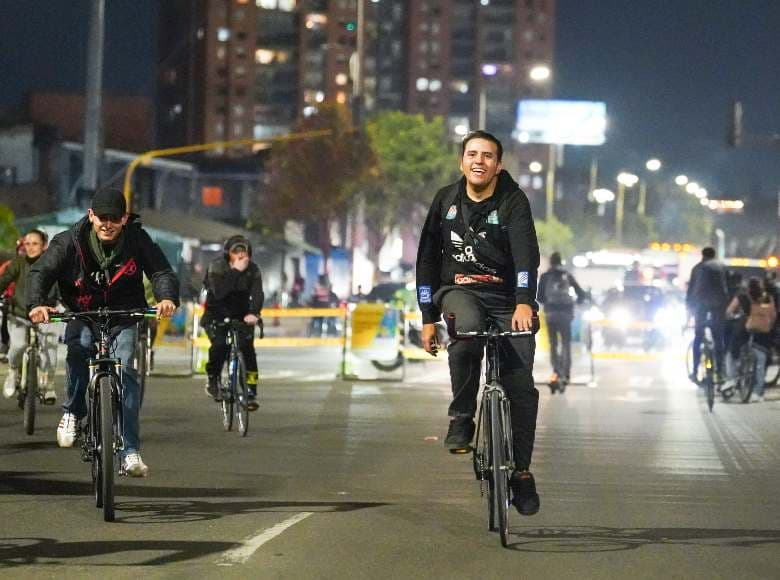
top-left (99, 376), bottom-right (116, 522)
top-left (221, 358), bottom-right (234, 431)
top-left (236, 353), bottom-right (249, 437)
top-left (764, 344), bottom-right (779, 387)
top-left (736, 344), bottom-right (755, 403)
top-left (703, 349), bottom-right (715, 412)
top-left (489, 389), bottom-right (511, 547)
top-left (478, 396), bottom-right (496, 532)
top-left (23, 351), bottom-right (38, 435)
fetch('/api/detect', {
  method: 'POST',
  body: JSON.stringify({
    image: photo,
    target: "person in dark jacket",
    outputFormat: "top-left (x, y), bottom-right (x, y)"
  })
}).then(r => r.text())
top-left (0, 230), bottom-right (60, 403)
top-left (416, 130), bottom-right (541, 516)
top-left (28, 188), bottom-right (179, 477)
top-left (686, 246), bottom-right (728, 384)
top-left (202, 235), bottom-right (263, 410)
top-left (537, 252), bottom-right (587, 390)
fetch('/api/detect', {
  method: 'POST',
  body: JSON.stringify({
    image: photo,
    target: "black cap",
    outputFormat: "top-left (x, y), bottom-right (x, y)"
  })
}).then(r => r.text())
top-left (91, 188), bottom-right (127, 216)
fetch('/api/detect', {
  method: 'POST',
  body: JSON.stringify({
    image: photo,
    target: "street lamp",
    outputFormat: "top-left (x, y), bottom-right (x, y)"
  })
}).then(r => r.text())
top-left (593, 188), bottom-right (615, 216)
top-left (615, 172), bottom-right (638, 246)
top-left (638, 158), bottom-right (661, 216)
top-left (674, 175), bottom-right (689, 187)
top-left (529, 161), bottom-right (543, 173)
top-left (529, 64), bottom-right (551, 82)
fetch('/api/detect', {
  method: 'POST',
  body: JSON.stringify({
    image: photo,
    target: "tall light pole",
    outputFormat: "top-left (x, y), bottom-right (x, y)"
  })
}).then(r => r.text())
top-left (82, 0), bottom-right (106, 205)
top-left (638, 158), bottom-right (662, 216)
top-left (616, 172), bottom-right (638, 246)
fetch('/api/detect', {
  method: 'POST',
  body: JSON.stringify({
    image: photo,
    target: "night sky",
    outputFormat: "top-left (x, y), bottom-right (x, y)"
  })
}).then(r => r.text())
top-left (1, 0), bottom-right (778, 203)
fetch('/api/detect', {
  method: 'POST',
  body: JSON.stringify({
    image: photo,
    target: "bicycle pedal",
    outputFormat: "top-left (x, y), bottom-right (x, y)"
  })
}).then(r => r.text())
top-left (449, 446), bottom-right (472, 455)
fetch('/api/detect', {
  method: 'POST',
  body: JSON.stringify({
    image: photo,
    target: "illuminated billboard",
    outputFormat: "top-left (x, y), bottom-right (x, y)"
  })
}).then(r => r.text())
top-left (514, 99), bottom-right (607, 146)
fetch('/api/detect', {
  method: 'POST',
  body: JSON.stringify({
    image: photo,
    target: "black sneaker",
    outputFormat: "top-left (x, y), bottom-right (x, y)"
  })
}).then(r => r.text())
top-left (205, 375), bottom-right (222, 401)
top-left (444, 417), bottom-right (475, 450)
top-left (246, 388), bottom-right (259, 412)
top-left (510, 470), bottom-right (540, 516)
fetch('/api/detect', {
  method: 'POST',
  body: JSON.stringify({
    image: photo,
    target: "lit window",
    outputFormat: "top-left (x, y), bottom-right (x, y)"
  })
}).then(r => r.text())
top-left (429, 79), bottom-right (442, 92)
top-left (451, 80), bottom-right (469, 94)
top-left (257, 0), bottom-right (276, 8)
top-left (302, 105), bottom-right (317, 117)
top-left (218, 27), bottom-right (230, 42)
top-left (335, 73), bottom-right (348, 86)
top-left (276, 51), bottom-right (290, 63)
top-left (315, 91), bottom-right (325, 103)
top-left (336, 91), bottom-right (347, 104)
top-left (278, 0), bottom-right (295, 10)
top-left (416, 77), bottom-right (429, 91)
top-left (256, 49), bottom-right (275, 64)
top-left (217, 46), bottom-right (226, 60)
top-left (305, 14), bottom-right (327, 30)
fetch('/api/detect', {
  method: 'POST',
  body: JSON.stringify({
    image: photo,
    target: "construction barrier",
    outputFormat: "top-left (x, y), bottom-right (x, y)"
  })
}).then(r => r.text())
top-left (340, 303), bottom-right (405, 380)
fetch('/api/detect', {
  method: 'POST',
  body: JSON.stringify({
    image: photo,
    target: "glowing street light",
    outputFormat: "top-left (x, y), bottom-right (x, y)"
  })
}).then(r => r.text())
top-left (529, 161), bottom-right (543, 173)
top-left (695, 188), bottom-right (708, 199)
top-left (685, 182), bottom-right (700, 195)
top-left (675, 175), bottom-right (689, 186)
top-left (529, 65), bottom-right (551, 82)
top-left (617, 172), bottom-right (639, 187)
top-left (645, 158), bottom-right (662, 172)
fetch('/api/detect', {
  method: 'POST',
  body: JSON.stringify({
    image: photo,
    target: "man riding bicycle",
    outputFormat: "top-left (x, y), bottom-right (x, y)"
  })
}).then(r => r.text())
top-left (416, 130), bottom-right (541, 516)
top-left (28, 188), bottom-right (179, 477)
top-left (0, 229), bottom-right (59, 404)
top-left (686, 246), bottom-right (728, 384)
top-left (202, 235), bottom-right (263, 411)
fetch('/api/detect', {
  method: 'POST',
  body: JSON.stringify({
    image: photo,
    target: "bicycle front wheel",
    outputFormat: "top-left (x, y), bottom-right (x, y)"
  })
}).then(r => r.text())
top-left (99, 376), bottom-right (116, 522)
top-left (489, 389), bottom-right (511, 547)
top-left (764, 344), bottom-right (779, 387)
top-left (736, 345), bottom-right (755, 403)
top-left (23, 351), bottom-right (38, 435)
top-left (136, 335), bottom-right (147, 409)
top-left (236, 353), bottom-right (249, 437)
top-left (221, 359), bottom-right (234, 431)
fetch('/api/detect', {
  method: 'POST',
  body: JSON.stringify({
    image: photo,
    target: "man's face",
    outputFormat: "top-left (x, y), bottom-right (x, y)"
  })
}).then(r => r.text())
top-left (229, 246), bottom-right (248, 263)
top-left (88, 209), bottom-right (128, 242)
top-left (460, 137), bottom-right (502, 191)
top-left (23, 233), bottom-right (46, 259)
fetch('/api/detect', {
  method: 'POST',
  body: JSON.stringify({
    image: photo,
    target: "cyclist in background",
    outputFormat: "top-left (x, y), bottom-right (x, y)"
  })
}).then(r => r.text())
top-left (0, 230), bottom-right (59, 403)
top-left (202, 235), bottom-right (263, 411)
top-left (537, 252), bottom-right (587, 389)
top-left (28, 188), bottom-right (179, 477)
top-left (416, 130), bottom-right (541, 516)
top-left (686, 246), bottom-right (728, 384)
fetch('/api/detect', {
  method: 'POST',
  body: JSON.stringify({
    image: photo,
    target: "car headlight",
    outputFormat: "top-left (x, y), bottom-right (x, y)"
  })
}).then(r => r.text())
top-left (610, 307), bottom-right (633, 329)
top-left (583, 306), bottom-right (604, 322)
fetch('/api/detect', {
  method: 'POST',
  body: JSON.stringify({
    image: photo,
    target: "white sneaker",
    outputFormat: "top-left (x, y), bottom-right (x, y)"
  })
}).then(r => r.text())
top-left (43, 388), bottom-right (57, 405)
top-left (57, 413), bottom-right (79, 447)
top-left (3, 370), bottom-right (18, 398)
top-left (123, 452), bottom-right (149, 477)
top-left (749, 393), bottom-right (764, 403)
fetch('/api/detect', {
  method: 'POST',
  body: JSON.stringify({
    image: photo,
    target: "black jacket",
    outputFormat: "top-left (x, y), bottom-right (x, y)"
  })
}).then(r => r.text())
top-left (0, 255), bottom-right (58, 317)
top-left (537, 265), bottom-right (587, 316)
top-left (202, 257), bottom-right (264, 325)
top-left (686, 258), bottom-right (728, 311)
top-left (416, 170), bottom-right (540, 324)
top-left (27, 215), bottom-right (180, 313)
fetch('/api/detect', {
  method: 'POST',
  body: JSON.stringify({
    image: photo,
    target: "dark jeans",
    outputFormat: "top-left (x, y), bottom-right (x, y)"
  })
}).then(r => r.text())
top-left (63, 320), bottom-right (141, 456)
top-left (205, 322), bottom-right (259, 386)
top-left (692, 306), bottom-right (725, 378)
top-left (439, 288), bottom-right (538, 470)
top-left (545, 310), bottom-right (572, 380)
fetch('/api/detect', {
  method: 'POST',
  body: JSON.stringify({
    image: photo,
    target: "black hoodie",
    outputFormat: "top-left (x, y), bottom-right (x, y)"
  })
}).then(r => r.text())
top-left (416, 170), bottom-right (540, 324)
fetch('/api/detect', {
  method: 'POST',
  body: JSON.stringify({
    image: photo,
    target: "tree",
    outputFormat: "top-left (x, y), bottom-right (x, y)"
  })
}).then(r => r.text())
top-left (535, 216), bottom-right (575, 259)
top-left (0, 205), bottom-right (19, 249)
top-left (361, 112), bottom-right (458, 265)
top-left (258, 104), bottom-right (371, 264)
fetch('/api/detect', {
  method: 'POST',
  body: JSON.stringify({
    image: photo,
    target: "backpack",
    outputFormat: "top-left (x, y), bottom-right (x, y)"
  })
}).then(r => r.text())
top-left (746, 295), bottom-right (777, 334)
top-left (545, 270), bottom-right (573, 307)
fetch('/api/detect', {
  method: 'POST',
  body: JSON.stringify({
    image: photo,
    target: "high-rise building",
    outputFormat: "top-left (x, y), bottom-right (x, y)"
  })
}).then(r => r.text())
top-left (157, 0), bottom-right (554, 157)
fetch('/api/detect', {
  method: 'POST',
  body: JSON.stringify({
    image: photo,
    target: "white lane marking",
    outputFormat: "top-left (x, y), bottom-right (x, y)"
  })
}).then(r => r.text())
top-left (216, 512), bottom-right (314, 566)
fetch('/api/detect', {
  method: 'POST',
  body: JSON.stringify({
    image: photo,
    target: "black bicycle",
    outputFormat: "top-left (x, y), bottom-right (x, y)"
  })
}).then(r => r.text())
top-left (446, 313), bottom-right (537, 548)
top-left (11, 315), bottom-right (46, 435)
top-left (216, 318), bottom-right (261, 437)
top-left (134, 317), bottom-right (156, 407)
top-left (48, 307), bottom-right (156, 522)
top-left (734, 333), bottom-right (758, 403)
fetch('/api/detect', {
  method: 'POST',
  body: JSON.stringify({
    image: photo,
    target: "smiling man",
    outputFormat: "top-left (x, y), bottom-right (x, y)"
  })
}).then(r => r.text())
top-left (28, 188), bottom-right (179, 477)
top-left (415, 130), bottom-right (542, 516)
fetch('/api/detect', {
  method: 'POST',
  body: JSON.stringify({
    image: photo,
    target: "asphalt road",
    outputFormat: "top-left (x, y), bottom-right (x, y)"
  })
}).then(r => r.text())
top-left (1, 343), bottom-right (779, 579)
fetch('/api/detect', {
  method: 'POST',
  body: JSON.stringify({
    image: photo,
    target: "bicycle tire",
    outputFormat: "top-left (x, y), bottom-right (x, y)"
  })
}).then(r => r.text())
top-left (92, 394), bottom-right (102, 508)
top-left (703, 348), bottom-right (715, 412)
top-left (736, 345), bottom-right (755, 403)
top-left (23, 351), bottom-right (37, 435)
top-left (221, 356), bottom-right (234, 431)
top-left (481, 396), bottom-right (496, 532)
top-left (686, 340), bottom-right (694, 379)
top-left (236, 352), bottom-right (249, 437)
top-left (136, 331), bottom-right (147, 408)
top-left (765, 345), bottom-right (779, 387)
top-left (99, 376), bottom-right (116, 522)
top-left (489, 390), bottom-right (510, 547)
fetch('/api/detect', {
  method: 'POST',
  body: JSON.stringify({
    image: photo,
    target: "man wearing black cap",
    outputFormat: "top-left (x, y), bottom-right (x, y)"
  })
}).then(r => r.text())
top-left (201, 234), bottom-right (263, 410)
top-left (28, 188), bottom-right (179, 477)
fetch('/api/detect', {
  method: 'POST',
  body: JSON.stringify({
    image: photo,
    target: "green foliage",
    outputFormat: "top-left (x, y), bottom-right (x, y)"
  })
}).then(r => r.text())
top-left (535, 216), bottom-right (575, 258)
top-left (622, 213), bottom-right (657, 249)
top-left (0, 205), bottom-right (19, 249)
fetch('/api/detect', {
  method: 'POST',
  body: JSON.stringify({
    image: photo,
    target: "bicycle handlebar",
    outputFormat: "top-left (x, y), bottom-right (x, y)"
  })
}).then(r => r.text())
top-left (445, 313), bottom-right (539, 340)
top-left (48, 307), bottom-right (157, 324)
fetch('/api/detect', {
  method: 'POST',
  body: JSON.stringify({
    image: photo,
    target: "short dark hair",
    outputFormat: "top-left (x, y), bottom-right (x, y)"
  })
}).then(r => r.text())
top-left (26, 228), bottom-right (48, 245)
top-left (550, 252), bottom-right (562, 266)
top-left (461, 130), bottom-right (503, 161)
top-left (701, 247), bottom-right (716, 260)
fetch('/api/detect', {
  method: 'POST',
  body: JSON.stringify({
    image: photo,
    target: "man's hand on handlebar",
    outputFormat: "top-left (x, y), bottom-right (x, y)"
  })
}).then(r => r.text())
top-left (512, 304), bottom-right (534, 332)
top-left (243, 313), bottom-right (259, 326)
top-left (422, 322), bottom-right (439, 357)
top-left (29, 306), bottom-right (57, 324)
top-left (155, 299), bottom-right (177, 319)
